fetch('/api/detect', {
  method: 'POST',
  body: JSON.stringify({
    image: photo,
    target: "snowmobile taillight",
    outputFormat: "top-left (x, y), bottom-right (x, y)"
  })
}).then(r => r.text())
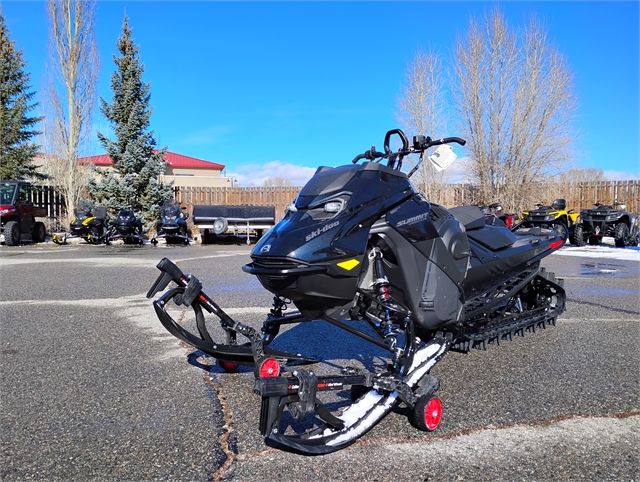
top-left (258, 358), bottom-right (281, 378)
top-left (219, 360), bottom-right (239, 372)
top-left (505, 214), bottom-right (514, 228)
top-left (549, 239), bottom-right (564, 250)
top-left (424, 397), bottom-right (443, 431)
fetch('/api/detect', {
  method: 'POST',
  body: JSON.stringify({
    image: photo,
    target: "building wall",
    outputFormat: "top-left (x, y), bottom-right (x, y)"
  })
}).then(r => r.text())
top-left (161, 173), bottom-right (234, 188)
top-left (166, 167), bottom-right (222, 177)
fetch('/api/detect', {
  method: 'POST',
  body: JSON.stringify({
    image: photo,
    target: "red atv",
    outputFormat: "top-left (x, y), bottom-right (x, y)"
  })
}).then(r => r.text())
top-left (0, 180), bottom-right (47, 246)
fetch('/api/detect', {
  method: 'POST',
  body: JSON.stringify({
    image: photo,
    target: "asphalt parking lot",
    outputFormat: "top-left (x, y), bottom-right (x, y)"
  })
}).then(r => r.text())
top-left (1, 242), bottom-right (638, 481)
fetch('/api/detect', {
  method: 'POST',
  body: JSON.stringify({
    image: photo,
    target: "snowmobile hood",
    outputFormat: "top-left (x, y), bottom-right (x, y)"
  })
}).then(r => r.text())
top-left (251, 162), bottom-right (413, 263)
top-left (116, 210), bottom-right (137, 222)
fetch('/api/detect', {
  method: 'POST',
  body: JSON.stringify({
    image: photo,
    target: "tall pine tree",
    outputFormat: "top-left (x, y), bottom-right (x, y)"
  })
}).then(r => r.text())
top-left (89, 17), bottom-right (171, 227)
top-left (0, 12), bottom-right (43, 180)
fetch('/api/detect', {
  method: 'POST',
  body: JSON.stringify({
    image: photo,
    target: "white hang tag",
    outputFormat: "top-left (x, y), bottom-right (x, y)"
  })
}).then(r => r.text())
top-left (428, 144), bottom-right (457, 172)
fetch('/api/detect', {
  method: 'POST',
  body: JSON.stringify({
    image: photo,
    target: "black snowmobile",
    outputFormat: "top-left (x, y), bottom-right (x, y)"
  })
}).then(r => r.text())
top-left (574, 201), bottom-right (639, 247)
top-left (107, 208), bottom-right (145, 245)
top-left (151, 201), bottom-right (190, 245)
top-left (147, 129), bottom-right (566, 455)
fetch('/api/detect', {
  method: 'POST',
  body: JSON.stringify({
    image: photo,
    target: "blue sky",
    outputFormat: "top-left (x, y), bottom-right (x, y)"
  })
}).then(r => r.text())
top-left (3, 1), bottom-right (639, 185)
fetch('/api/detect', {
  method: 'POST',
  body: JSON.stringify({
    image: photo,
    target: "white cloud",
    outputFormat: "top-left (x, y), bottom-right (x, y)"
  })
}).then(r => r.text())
top-left (228, 160), bottom-right (317, 187)
top-left (443, 156), bottom-right (474, 184)
top-left (603, 170), bottom-right (639, 181)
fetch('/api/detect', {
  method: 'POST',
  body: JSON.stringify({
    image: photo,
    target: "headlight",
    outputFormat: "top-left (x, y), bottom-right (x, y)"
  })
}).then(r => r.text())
top-left (324, 200), bottom-right (344, 213)
top-left (544, 215), bottom-right (556, 221)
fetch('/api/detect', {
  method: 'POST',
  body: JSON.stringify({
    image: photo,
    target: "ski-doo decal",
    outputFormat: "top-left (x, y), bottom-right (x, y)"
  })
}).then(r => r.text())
top-left (305, 220), bottom-right (340, 242)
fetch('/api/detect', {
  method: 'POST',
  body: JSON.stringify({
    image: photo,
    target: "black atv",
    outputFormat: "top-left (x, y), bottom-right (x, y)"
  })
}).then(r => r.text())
top-left (573, 201), bottom-right (639, 247)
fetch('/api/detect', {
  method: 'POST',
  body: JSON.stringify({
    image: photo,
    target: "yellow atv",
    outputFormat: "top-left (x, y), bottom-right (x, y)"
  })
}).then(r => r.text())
top-left (516, 199), bottom-right (580, 243)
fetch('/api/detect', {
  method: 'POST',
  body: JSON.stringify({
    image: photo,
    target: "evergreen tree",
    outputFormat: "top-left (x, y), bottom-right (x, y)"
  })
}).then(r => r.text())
top-left (89, 17), bottom-right (171, 227)
top-left (0, 12), bottom-right (43, 180)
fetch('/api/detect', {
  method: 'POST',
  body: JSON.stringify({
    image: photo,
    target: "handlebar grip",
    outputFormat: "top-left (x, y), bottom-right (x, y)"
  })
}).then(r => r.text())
top-left (352, 153), bottom-right (366, 164)
top-left (440, 137), bottom-right (466, 146)
top-left (157, 257), bottom-right (187, 284)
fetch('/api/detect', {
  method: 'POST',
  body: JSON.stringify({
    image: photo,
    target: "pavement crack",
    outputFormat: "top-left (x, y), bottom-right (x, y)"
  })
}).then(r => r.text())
top-left (566, 298), bottom-right (640, 316)
top-left (207, 376), bottom-right (237, 482)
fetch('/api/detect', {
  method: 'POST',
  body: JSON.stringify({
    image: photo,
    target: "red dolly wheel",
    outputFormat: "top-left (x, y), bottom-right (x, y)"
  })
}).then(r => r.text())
top-left (409, 395), bottom-right (443, 432)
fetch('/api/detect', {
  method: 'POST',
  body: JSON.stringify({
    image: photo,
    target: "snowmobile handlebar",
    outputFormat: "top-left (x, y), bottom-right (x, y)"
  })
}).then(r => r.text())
top-left (351, 148), bottom-right (387, 164)
top-left (352, 130), bottom-right (466, 166)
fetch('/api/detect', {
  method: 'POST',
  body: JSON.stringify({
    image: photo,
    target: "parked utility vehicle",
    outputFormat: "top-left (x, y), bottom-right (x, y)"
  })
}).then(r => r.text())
top-left (574, 201), bottom-right (639, 247)
top-left (516, 199), bottom-right (579, 242)
top-left (0, 180), bottom-right (47, 246)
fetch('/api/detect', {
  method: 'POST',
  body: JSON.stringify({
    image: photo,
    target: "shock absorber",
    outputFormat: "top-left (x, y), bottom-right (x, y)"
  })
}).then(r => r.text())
top-left (368, 248), bottom-right (396, 345)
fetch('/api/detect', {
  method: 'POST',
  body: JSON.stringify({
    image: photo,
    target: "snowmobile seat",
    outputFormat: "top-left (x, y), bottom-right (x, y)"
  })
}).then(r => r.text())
top-left (448, 206), bottom-right (486, 231)
top-left (467, 224), bottom-right (517, 251)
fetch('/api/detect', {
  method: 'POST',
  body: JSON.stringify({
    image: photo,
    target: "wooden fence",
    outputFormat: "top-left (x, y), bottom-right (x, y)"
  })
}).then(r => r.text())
top-left (26, 180), bottom-right (640, 221)
top-left (176, 180), bottom-right (640, 215)
top-left (29, 185), bottom-right (65, 219)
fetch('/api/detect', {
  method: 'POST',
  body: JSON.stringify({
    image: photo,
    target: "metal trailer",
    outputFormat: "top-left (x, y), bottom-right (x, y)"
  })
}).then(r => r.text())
top-left (192, 204), bottom-right (276, 244)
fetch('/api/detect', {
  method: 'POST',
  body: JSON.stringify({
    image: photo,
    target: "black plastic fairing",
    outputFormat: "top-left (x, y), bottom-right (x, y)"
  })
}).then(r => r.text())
top-left (248, 162), bottom-right (413, 318)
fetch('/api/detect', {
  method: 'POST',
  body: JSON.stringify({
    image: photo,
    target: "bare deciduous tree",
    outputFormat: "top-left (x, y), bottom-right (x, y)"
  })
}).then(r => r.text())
top-left (263, 176), bottom-right (293, 187)
top-left (397, 50), bottom-right (447, 203)
top-left (453, 10), bottom-right (575, 211)
top-left (44, 0), bottom-right (98, 222)
top-left (562, 168), bottom-right (605, 183)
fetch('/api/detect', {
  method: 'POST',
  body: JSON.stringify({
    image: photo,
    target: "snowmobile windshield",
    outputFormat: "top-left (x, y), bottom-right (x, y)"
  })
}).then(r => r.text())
top-left (0, 184), bottom-right (17, 204)
top-left (74, 207), bottom-right (92, 218)
top-left (162, 203), bottom-right (181, 217)
top-left (294, 163), bottom-right (409, 210)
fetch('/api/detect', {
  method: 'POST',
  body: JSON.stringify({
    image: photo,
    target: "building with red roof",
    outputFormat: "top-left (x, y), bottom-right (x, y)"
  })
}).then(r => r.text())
top-left (78, 151), bottom-right (234, 188)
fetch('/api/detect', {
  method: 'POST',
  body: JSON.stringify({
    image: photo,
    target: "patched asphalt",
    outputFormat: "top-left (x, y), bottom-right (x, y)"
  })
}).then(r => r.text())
top-left (1, 242), bottom-right (638, 480)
